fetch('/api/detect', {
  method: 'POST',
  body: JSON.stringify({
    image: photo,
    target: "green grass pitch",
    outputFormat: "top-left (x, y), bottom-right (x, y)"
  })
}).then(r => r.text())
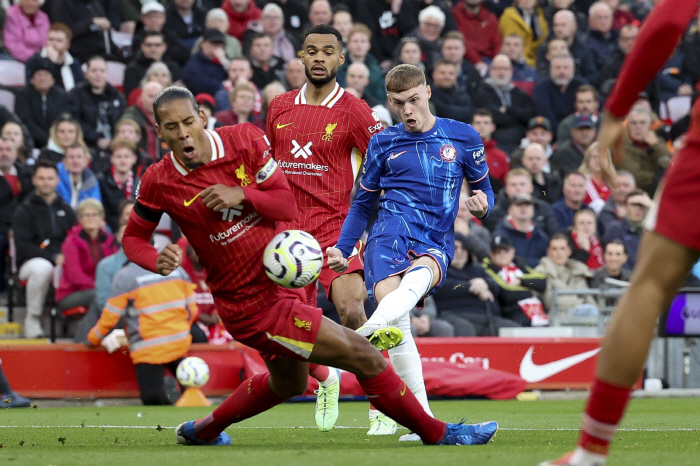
top-left (1, 399), bottom-right (698, 466)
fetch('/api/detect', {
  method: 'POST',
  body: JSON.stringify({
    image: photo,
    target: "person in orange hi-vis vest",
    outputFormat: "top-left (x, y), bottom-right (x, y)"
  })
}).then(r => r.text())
top-left (87, 262), bottom-right (198, 405)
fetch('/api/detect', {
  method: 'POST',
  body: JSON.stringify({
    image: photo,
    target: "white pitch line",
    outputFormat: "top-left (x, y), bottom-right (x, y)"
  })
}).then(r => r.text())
top-left (0, 425), bottom-right (698, 432)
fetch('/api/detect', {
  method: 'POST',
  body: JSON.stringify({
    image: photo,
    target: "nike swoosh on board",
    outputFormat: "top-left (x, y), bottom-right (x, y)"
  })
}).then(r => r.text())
top-left (277, 123), bottom-right (293, 129)
top-left (519, 346), bottom-right (601, 383)
top-left (183, 192), bottom-right (201, 207)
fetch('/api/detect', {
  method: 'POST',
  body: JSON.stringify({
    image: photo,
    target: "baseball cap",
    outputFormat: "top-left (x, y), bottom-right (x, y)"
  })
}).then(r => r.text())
top-left (30, 58), bottom-right (54, 78)
top-left (571, 113), bottom-right (596, 129)
top-left (141, 1), bottom-right (165, 15)
top-left (527, 116), bottom-right (552, 132)
top-left (511, 193), bottom-right (533, 205)
top-left (491, 235), bottom-right (513, 251)
top-left (195, 93), bottom-right (215, 107)
top-left (202, 28), bottom-right (226, 44)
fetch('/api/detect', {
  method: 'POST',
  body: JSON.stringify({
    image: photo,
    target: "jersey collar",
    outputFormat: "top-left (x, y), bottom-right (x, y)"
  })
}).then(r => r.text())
top-left (294, 82), bottom-right (345, 108)
top-left (169, 129), bottom-right (226, 176)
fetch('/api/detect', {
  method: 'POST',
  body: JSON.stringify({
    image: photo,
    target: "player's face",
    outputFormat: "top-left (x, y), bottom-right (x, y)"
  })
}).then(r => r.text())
top-left (548, 239), bottom-right (571, 266)
top-left (604, 243), bottom-right (627, 272)
top-left (389, 84), bottom-right (435, 133)
top-left (301, 33), bottom-right (344, 87)
top-left (155, 98), bottom-right (209, 166)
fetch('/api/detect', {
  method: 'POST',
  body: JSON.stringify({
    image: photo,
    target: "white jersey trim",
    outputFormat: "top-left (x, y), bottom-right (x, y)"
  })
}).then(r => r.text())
top-left (294, 83), bottom-right (345, 108)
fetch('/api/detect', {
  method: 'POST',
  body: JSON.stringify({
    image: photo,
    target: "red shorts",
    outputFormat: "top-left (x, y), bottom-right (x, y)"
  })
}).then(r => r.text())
top-left (302, 240), bottom-right (365, 307)
top-left (219, 287), bottom-right (323, 362)
top-left (649, 140), bottom-right (700, 251)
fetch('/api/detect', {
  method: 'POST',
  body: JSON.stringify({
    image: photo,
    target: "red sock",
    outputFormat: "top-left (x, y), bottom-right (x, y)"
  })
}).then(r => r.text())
top-left (578, 378), bottom-right (633, 455)
top-left (194, 372), bottom-right (283, 441)
top-left (309, 363), bottom-right (330, 382)
top-left (359, 366), bottom-right (446, 444)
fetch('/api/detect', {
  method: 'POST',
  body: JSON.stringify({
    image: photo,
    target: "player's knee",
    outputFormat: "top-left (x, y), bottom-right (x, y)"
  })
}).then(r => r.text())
top-left (336, 301), bottom-right (366, 330)
top-left (270, 375), bottom-right (308, 399)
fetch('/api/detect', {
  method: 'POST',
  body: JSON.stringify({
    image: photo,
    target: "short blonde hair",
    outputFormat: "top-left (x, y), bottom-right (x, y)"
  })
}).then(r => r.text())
top-left (229, 81), bottom-right (256, 104)
top-left (385, 64), bottom-right (426, 94)
top-left (77, 198), bottom-right (105, 218)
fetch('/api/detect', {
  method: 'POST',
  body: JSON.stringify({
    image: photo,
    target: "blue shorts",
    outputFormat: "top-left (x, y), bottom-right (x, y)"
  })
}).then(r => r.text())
top-left (364, 234), bottom-right (449, 307)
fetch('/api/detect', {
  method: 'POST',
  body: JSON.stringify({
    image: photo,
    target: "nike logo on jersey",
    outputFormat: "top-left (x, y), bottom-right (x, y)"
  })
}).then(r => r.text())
top-left (519, 346), bottom-right (601, 383)
top-left (400, 382), bottom-right (407, 396)
top-left (389, 151), bottom-right (407, 160)
top-left (276, 123), bottom-right (293, 129)
top-left (183, 192), bottom-right (201, 207)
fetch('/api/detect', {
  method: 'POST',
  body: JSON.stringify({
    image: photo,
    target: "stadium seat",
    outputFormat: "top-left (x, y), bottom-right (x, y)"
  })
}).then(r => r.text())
top-left (0, 88), bottom-right (16, 112)
top-left (0, 61), bottom-right (26, 87)
top-left (660, 95), bottom-right (692, 123)
top-left (106, 61), bottom-right (126, 93)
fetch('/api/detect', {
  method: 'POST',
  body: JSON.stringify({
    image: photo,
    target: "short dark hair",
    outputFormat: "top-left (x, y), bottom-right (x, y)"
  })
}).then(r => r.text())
top-left (153, 86), bottom-right (199, 125)
top-left (624, 188), bottom-right (646, 204)
top-left (576, 84), bottom-right (599, 99)
top-left (143, 31), bottom-right (165, 42)
top-left (549, 232), bottom-right (573, 249)
top-left (605, 239), bottom-right (627, 255)
top-left (86, 55), bottom-right (107, 69)
top-left (251, 31), bottom-right (273, 44)
top-left (473, 108), bottom-right (493, 120)
top-left (117, 198), bottom-right (136, 218)
top-left (563, 170), bottom-right (586, 184)
top-left (34, 159), bottom-right (58, 175)
top-left (303, 24), bottom-right (343, 45)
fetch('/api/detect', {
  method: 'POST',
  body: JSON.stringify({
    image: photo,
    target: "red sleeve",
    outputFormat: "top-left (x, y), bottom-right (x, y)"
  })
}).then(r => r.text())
top-left (122, 207), bottom-right (160, 273)
top-left (605, 0), bottom-right (699, 118)
top-left (352, 99), bottom-right (384, 154)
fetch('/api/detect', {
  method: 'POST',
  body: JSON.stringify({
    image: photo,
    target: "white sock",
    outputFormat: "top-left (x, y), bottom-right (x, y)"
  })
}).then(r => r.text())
top-left (389, 315), bottom-right (433, 417)
top-left (318, 368), bottom-right (339, 387)
top-left (366, 266), bottom-right (434, 327)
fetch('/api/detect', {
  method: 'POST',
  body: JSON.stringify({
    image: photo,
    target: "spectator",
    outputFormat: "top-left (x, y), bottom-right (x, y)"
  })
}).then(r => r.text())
top-left (221, 0), bottom-right (261, 43)
top-left (193, 8), bottom-right (243, 61)
top-left (113, 119), bottom-right (152, 176)
top-left (618, 105), bottom-right (670, 196)
top-left (97, 138), bottom-right (139, 233)
top-left (55, 198), bottom-right (118, 319)
top-left (165, 0), bottom-right (206, 49)
top-left (473, 54), bottom-right (536, 154)
top-left (536, 37), bottom-right (568, 78)
top-left (454, 190), bottom-right (492, 261)
top-left (433, 234), bottom-right (520, 336)
top-left (56, 143), bottom-right (101, 209)
top-left (50, 0), bottom-right (113, 63)
top-left (67, 56), bottom-right (126, 152)
top-left (355, 0), bottom-right (418, 71)
top-left (521, 142), bottom-right (562, 204)
top-left (493, 192), bottom-right (550, 267)
top-left (535, 233), bottom-right (598, 321)
top-left (429, 59), bottom-right (475, 123)
top-left (38, 115), bottom-right (85, 165)
top-left (551, 171), bottom-right (589, 231)
top-left (543, 0), bottom-right (588, 33)
top-left (124, 31), bottom-right (181, 98)
top-left (578, 141), bottom-right (616, 214)
top-left (482, 234), bottom-right (548, 327)
top-left (452, 0), bottom-right (501, 75)
top-left (344, 62), bottom-right (381, 108)
top-left (602, 189), bottom-right (651, 270)
top-left (556, 84), bottom-right (601, 145)
top-left (12, 160), bottom-right (76, 338)
top-left (484, 167), bottom-right (560, 237)
top-left (681, 10), bottom-right (700, 84)
top-left (590, 239), bottom-right (632, 288)
top-left (410, 298), bottom-right (455, 338)
top-left (86, 257), bottom-right (196, 405)
top-left (500, 33), bottom-right (538, 92)
top-left (440, 31), bottom-right (482, 98)
top-left (243, 3), bottom-right (298, 64)
top-left (510, 116), bottom-right (554, 171)
top-left (585, 1), bottom-right (619, 70)
top-left (601, 0), bottom-right (636, 31)
top-left (655, 49), bottom-right (694, 105)
top-left (597, 170), bottom-right (635, 237)
top-left (536, 9), bottom-right (598, 85)
top-left (551, 113), bottom-right (597, 177)
top-left (15, 58), bottom-right (68, 150)
top-left (3, 0), bottom-right (51, 62)
top-left (532, 54), bottom-right (587, 134)
top-left (498, 0), bottom-right (549, 68)
top-left (248, 33), bottom-right (286, 90)
top-left (567, 208), bottom-right (604, 271)
top-left (392, 37), bottom-right (425, 71)
top-left (332, 9), bottom-right (353, 44)
top-left (0, 362), bottom-right (31, 407)
top-left (215, 57), bottom-right (260, 112)
top-left (283, 59), bottom-right (306, 91)
top-left (133, 2), bottom-right (190, 67)
top-left (121, 81), bottom-right (166, 164)
top-left (193, 93), bottom-right (221, 130)
top-left (1, 122), bottom-right (35, 167)
top-left (260, 81), bottom-right (286, 121)
top-left (471, 109), bottom-right (510, 190)
top-left (182, 29), bottom-right (229, 97)
top-left (24, 23), bottom-right (83, 92)
top-left (402, 5), bottom-right (446, 73)
top-left (127, 61), bottom-right (173, 106)
top-left (213, 82), bottom-right (265, 129)
top-left (306, 0), bottom-right (332, 29)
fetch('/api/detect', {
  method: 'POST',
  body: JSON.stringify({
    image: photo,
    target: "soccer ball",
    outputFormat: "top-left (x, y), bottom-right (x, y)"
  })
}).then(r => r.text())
top-left (176, 357), bottom-right (210, 388)
top-left (263, 230), bottom-right (323, 289)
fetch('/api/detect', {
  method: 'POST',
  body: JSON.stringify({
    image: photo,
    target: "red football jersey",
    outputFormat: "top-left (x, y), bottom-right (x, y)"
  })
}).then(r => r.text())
top-left (135, 124), bottom-right (282, 318)
top-left (266, 83), bottom-right (383, 245)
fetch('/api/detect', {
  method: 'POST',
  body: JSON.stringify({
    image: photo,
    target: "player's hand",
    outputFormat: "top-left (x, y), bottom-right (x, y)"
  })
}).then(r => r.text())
top-left (597, 110), bottom-right (626, 166)
top-left (200, 184), bottom-right (246, 211)
top-left (326, 247), bottom-right (348, 273)
top-left (156, 244), bottom-right (182, 276)
top-left (466, 190), bottom-right (489, 219)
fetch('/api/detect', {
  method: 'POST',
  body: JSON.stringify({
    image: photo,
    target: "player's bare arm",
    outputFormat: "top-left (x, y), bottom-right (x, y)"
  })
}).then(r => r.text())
top-left (466, 189), bottom-right (489, 219)
top-left (597, 111), bottom-right (627, 166)
top-left (200, 185), bottom-right (246, 211)
top-left (326, 247), bottom-right (348, 273)
top-left (156, 244), bottom-right (182, 276)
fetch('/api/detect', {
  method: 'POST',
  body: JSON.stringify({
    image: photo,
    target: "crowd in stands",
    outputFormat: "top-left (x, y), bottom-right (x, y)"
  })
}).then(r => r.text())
top-left (3, 0), bottom-right (700, 345)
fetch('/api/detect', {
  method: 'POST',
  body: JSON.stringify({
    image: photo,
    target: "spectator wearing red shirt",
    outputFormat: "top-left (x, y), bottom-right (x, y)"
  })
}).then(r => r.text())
top-left (222, 0), bottom-right (262, 42)
top-left (452, 0), bottom-right (502, 75)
